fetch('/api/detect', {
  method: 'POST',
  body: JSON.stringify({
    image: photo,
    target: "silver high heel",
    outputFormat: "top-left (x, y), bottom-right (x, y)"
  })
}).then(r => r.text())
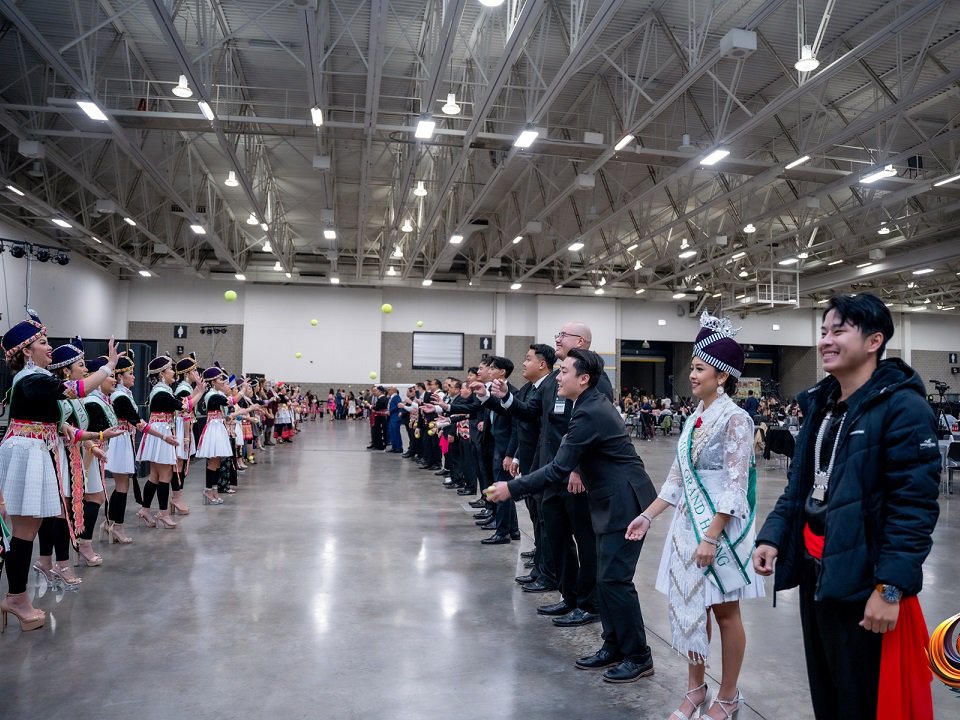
top-left (670, 682), bottom-right (709, 720)
top-left (701, 690), bottom-right (743, 719)
top-left (49, 563), bottom-right (82, 591)
top-left (202, 491), bottom-right (224, 506)
top-left (32, 562), bottom-right (61, 589)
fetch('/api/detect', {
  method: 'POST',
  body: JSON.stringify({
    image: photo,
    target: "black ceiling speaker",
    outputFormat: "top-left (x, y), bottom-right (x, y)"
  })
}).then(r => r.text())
top-left (55, 252), bottom-right (69, 265)
top-left (35, 248), bottom-right (50, 262)
top-left (10, 244), bottom-right (26, 258)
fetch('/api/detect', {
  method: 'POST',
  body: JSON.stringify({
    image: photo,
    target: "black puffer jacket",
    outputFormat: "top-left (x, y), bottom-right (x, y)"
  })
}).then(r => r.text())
top-left (756, 358), bottom-right (940, 601)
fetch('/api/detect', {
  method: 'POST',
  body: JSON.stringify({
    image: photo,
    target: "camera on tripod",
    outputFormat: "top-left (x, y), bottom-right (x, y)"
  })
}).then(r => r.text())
top-left (930, 380), bottom-right (950, 395)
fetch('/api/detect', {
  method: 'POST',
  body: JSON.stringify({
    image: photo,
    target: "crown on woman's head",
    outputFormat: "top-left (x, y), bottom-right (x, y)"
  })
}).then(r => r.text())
top-left (699, 310), bottom-right (741, 339)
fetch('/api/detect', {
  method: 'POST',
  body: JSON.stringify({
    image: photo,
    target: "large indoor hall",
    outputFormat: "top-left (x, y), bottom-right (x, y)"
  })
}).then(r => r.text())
top-left (2, 1), bottom-right (960, 719)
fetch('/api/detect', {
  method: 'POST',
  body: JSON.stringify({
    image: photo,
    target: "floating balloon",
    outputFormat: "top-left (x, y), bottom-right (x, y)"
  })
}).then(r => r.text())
top-left (224, 290), bottom-right (238, 302)
top-left (381, 303), bottom-right (393, 314)
top-left (369, 371), bottom-right (378, 380)
top-left (416, 320), bottom-right (424, 327)
top-left (295, 352), bottom-right (302, 359)
top-left (310, 318), bottom-right (318, 326)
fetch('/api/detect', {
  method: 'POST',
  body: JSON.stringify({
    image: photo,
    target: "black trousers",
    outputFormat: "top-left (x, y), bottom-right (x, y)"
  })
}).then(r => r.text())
top-left (542, 488), bottom-right (596, 609)
top-left (525, 491), bottom-right (556, 585)
top-left (492, 452), bottom-right (518, 535)
top-left (458, 439), bottom-right (478, 493)
top-left (596, 531), bottom-right (650, 663)
top-left (799, 557), bottom-right (882, 720)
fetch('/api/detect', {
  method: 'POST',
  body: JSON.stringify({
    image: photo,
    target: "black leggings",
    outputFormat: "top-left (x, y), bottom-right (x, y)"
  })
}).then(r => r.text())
top-left (37, 517), bottom-right (71, 562)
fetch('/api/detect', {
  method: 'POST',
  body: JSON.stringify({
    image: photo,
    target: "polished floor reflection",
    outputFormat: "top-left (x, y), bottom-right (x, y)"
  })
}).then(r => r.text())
top-left (1, 421), bottom-right (956, 719)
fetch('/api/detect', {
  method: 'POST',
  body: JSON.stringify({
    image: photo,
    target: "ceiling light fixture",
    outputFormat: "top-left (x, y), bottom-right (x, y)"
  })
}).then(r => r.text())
top-left (626, 243), bottom-right (638, 252)
top-left (694, 284), bottom-right (703, 291)
top-left (413, 180), bottom-right (428, 197)
top-left (678, 249), bottom-right (697, 259)
top-left (51, 218), bottom-right (71, 228)
top-left (634, 260), bottom-right (642, 270)
top-left (92, 237), bottom-right (102, 244)
top-left (912, 268), bottom-right (935, 275)
top-left (441, 94), bottom-right (461, 115)
top-left (246, 213), bottom-right (258, 225)
top-left (798, 251), bottom-right (809, 259)
top-left (672, 292), bottom-right (686, 299)
top-left (234, 273), bottom-right (246, 281)
top-left (197, 101), bottom-right (215, 121)
top-left (732, 251), bottom-right (746, 259)
top-left (123, 217), bottom-right (137, 226)
top-left (512, 236), bottom-right (522, 245)
top-left (677, 134), bottom-right (696, 153)
top-left (422, 278), bottom-right (433, 287)
top-left (76, 100), bottom-right (109, 121)
top-left (285, 272), bottom-right (292, 279)
top-left (712, 292), bottom-right (722, 298)
top-left (415, 116), bottom-right (436, 140)
top-left (794, 45), bottom-right (820, 72)
top-left (828, 259), bottom-right (843, 266)
top-left (510, 282), bottom-right (522, 290)
top-left (658, 319), bottom-right (666, 326)
top-left (392, 246), bottom-right (403, 259)
top-left (260, 222), bottom-right (268, 231)
top-left (224, 171), bottom-right (239, 187)
top-left (330, 276), bottom-right (340, 284)
top-left (933, 172), bottom-right (960, 187)
top-left (6, 184), bottom-right (25, 196)
top-left (138, 269), bottom-right (151, 277)
top-left (450, 234), bottom-right (464, 245)
top-left (310, 106), bottom-right (324, 127)
top-left (273, 261), bottom-right (282, 271)
top-left (401, 219), bottom-right (413, 233)
top-left (778, 257), bottom-right (799, 265)
top-left (172, 75), bottom-right (193, 98)
top-left (856, 262), bottom-right (873, 268)
top-left (386, 266), bottom-right (397, 276)
top-left (190, 224), bottom-right (206, 235)
top-left (323, 229), bottom-right (337, 240)
top-left (263, 240), bottom-right (272, 252)
top-left (911, 306), bottom-right (927, 312)
top-left (739, 269), bottom-right (749, 277)
top-left (878, 225), bottom-right (891, 235)
top-left (700, 148), bottom-right (730, 166)
top-left (939, 306), bottom-right (956, 311)
top-left (785, 155), bottom-right (811, 170)
top-left (478, 0), bottom-right (505, 6)
top-left (861, 164), bottom-right (896, 184)
top-left (743, 223), bottom-right (756, 234)
top-left (555, 284), bottom-right (563, 290)
top-left (635, 288), bottom-right (645, 295)
top-left (594, 288), bottom-right (605, 295)
top-left (568, 241), bottom-right (584, 252)
top-left (514, 127), bottom-right (540, 149)
top-left (598, 276), bottom-right (607, 286)
top-left (614, 134), bottom-right (635, 151)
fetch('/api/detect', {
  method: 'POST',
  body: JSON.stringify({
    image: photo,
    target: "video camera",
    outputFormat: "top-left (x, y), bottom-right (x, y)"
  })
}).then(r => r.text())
top-left (930, 380), bottom-right (950, 395)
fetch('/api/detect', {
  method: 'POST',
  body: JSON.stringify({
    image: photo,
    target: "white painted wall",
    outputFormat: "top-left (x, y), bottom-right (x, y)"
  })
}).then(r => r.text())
top-left (126, 275), bottom-right (245, 324)
top-left (380, 288), bottom-right (495, 333)
top-left (906, 313), bottom-right (960, 352)
top-left (0, 218), bottom-right (128, 339)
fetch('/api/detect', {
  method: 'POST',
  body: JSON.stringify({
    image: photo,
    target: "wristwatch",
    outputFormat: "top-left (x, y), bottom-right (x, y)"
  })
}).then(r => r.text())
top-left (875, 583), bottom-right (903, 603)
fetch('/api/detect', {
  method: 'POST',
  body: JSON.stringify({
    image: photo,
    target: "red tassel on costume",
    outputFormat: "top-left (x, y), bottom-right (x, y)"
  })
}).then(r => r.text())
top-left (877, 595), bottom-right (934, 720)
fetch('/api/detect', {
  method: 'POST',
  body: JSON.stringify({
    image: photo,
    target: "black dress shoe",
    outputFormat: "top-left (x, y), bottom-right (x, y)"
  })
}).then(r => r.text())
top-left (442, 478), bottom-right (456, 487)
top-left (575, 649), bottom-right (623, 670)
top-left (478, 521), bottom-right (497, 531)
top-left (602, 658), bottom-right (655, 684)
top-left (480, 533), bottom-right (511, 545)
top-left (521, 580), bottom-right (557, 594)
top-left (468, 499), bottom-right (486, 508)
top-left (552, 608), bottom-right (600, 627)
top-left (523, 560), bottom-right (534, 568)
top-left (423, 464), bottom-right (441, 471)
top-left (509, 530), bottom-right (521, 541)
top-left (473, 510), bottom-right (492, 520)
top-left (401, 452), bottom-right (414, 458)
top-left (537, 601), bottom-right (575, 616)
top-left (514, 574), bottom-right (537, 585)
top-left (519, 550), bottom-right (535, 559)
top-left (436, 469), bottom-right (451, 476)
top-left (456, 488), bottom-right (474, 496)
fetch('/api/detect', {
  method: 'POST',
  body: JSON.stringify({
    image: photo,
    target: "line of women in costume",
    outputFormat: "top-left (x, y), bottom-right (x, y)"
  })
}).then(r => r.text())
top-left (0, 312), bottom-right (305, 633)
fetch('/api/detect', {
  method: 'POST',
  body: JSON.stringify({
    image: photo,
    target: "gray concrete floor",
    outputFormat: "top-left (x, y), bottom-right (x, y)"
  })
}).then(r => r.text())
top-left (1, 421), bottom-right (956, 719)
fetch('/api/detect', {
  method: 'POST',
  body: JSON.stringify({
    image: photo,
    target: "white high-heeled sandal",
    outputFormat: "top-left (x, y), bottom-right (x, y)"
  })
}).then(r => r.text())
top-left (670, 683), bottom-right (709, 720)
top-left (702, 690), bottom-right (743, 719)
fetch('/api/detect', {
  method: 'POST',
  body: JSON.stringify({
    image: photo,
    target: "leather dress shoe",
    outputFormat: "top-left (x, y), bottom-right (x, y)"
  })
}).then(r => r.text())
top-left (575, 649), bottom-right (622, 670)
top-left (456, 488), bottom-right (474, 496)
top-left (537, 600), bottom-right (574, 616)
top-left (510, 530), bottom-right (521, 540)
top-left (521, 580), bottom-right (557, 594)
top-left (480, 533), bottom-right (511, 545)
top-left (519, 550), bottom-right (535, 559)
top-left (473, 510), bottom-right (492, 520)
top-left (552, 608), bottom-right (600, 627)
top-left (401, 452), bottom-right (414, 458)
top-left (523, 560), bottom-right (534, 568)
top-left (436, 469), bottom-right (451, 476)
top-left (602, 658), bottom-right (655, 684)
top-left (514, 574), bottom-right (537, 585)
top-left (445, 482), bottom-right (464, 490)
top-left (478, 521), bottom-right (497, 531)
top-left (423, 464), bottom-right (441, 471)
top-left (468, 499), bottom-right (487, 509)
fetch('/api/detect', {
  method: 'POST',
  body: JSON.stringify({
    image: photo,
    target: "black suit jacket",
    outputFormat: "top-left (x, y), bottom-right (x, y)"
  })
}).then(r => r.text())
top-left (449, 387), bottom-right (515, 455)
top-left (506, 379), bottom-right (544, 474)
top-left (506, 386), bottom-right (657, 534)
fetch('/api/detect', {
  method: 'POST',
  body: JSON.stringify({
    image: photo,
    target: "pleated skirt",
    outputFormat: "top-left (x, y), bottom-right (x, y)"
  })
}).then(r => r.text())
top-left (137, 421), bottom-right (177, 465)
top-left (195, 419), bottom-right (233, 458)
top-left (0, 436), bottom-right (62, 517)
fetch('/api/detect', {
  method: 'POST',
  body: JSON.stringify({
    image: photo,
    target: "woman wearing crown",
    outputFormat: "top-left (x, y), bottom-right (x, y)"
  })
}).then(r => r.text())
top-left (0, 316), bottom-right (121, 632)
top-left (626, 311), bottom-right (763, 720)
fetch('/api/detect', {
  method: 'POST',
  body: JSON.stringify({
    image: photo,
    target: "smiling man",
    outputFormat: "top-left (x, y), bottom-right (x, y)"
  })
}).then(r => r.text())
top-left (486, 349), bottom-right (658, 684)
top-left (753, 293), bottom-right (940, 720)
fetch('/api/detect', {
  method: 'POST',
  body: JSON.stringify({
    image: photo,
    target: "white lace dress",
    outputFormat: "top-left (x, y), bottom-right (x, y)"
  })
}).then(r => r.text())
top-left (654, 393), bottom-right (765, 660)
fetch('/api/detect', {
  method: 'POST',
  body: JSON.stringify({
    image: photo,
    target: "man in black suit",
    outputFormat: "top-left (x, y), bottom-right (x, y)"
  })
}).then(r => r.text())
top-left (477, 356), bottom-right (520, 544)
top-left (366, 385), bottom-right (389, 450)
top-left (483, 321), bottom-right (609, 621)
top-left (487, 349), bottom-right (658, 684)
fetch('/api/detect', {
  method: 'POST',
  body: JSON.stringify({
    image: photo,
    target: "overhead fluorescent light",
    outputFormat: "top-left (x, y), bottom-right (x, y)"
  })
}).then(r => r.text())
top-left (92, 237), bottom-right (102, 244)
top-left (817, 298), bottom-right (829, 304)
top-left (172, 75), bottom-right (193, 98)
top-left (190, 224), bottom-right (206, 235)
top-left (594, 288), bottom-right (605, 295)
top-left (391, 246), bottom-right (403, 259)
top-left (731, 251), bottom-right (746, 259)
top-left (598, 276), bottom-right (607, 286)
top-left (933, 172), bottom-right (960, 187)
top-left (912, 268), bottom-right (935, 275)
top-left (246, 213), bottom-right (259, 225)
top-left (261, 223), bottom-right (269, 231)
top-left (450, 234), bottom-right (464, 245)
top-left (6, 184), bottom-right (25, 196)
top-left (273, 261), bottom-right (282, 271)
top-left (323, 229), bottom-right (337, 240)
top-left (413, 180), bottom-right (428, 197)
top-left (785, 155), bottom-right (811, 170)
top-left (555, 284), bottom-right (563, 290)
top-left (330, 276), bottom-right (340, 284)
top-left (635, 288), bottom-right (645, 294)
top-left (700, 148), bottom-right (730, 166)
top-left (657, 319), bottom-right (666, 326)
top-left (794, 45), bottom-right (819, 72)
top-left (478, 0), bottom-right (505, 6)
top-left (856, 262), bottom-right (873, 268)
top-left (234, 273), bottom-right (246, 281)
top-left (285, 272), bottom-right (292, 278)
top-left (224, 171), bottom-right (239, 187)
top-left (262, 240), bottom-right (272, 252)
top-left (415, 116), bottom-right (436, 140)
top-left (672, 292), bottom-right (686, 299)
top-left (861, 164), bottom-right (896, 184)
top-left (386, 266), bottom-right (397, 276)
top-left (634, 260), bottom-right (642, 270)
top-left (51, 218), bottom-right (71, 228)
top-left (778, 257), bottom-right (799, 265)
top-left (568, 241), bottom-right (584, 252)
top-left (694, 284), bottom-right (703, 291)
top-left (739, 269), bottom-right (749, 277)
top-left (614, 134), bottom-right (635, 151)
top-left (510, 282), bottom-right (522, 290)
top-left (797, 252), bottom-right (809, 259)
top-left (198, 101), bottom-right (215, 121)
top-left (401, 219), bottom-right (413, 233)
top-left (123, 217), bottom-right (137, 226)
top-left (626, 243), bottom-right (638, 252)
top-left (939, 306), bottom-right (956, 311)
top-left (421, 278), bottom-right (433, 286)
top-left (910, 306), bottom-right (927, 312)
top-left (712, 292), bottom-right (722, 298)
top-left (76, 101), bottom-right (108, 121)
top-left (310, 106), bottom-right (324, 127)
top-left (743, 223), bottom-right (756, 234)
top-left (828, 259), bottom-right (843, 266)
top-left (512, 236), bottom-right (523, 244)
top-left (877, 225), bottom-right (891, 235)
top-left (138, 270), bottom-right (151, 277)
top-left (441, 94), bottom-right (461, 116)
top-left (678, 249), bottom-right (697, 259)
top-left (514, 128), bottom-right (539, 149)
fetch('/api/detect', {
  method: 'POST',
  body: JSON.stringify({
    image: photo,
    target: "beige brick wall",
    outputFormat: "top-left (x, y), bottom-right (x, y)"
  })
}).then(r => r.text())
top-left (781, 346), bottom-right (819, 399)
top-left (909, 349), bottom-right (958, 390)
top-left (128, 321), bottom-right (244, 376)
